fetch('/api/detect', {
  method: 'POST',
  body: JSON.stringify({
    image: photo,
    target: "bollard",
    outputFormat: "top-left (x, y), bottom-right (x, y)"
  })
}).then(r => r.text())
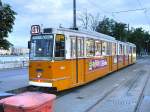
top-left (0, 92), bottom-right (14, 112)
top-left (0, 92), bottom-right (56, 112)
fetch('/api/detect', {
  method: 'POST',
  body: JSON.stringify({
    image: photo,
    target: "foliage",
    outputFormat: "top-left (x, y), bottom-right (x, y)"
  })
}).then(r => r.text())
top-left (0, 1), bottom-right (16, 49)
top-left (95, 17), bottom-right (150, 55)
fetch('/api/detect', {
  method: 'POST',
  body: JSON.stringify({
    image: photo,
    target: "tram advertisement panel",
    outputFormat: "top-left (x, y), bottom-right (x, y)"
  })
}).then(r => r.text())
top-left (89, 59), bottom-right (108, 71)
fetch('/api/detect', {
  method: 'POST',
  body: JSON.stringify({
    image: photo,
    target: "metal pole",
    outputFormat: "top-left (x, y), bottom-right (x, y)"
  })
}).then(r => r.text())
top-left (73, 0), bottom-right (77, 29)
top-left (0, 0), bottom-right (2, 32)
top-left (85, 9), bottom-right (88, 30)
top-left (0, 0), bottom-right (2, 11)
top-left (0, 0), bottom-right (2, 6)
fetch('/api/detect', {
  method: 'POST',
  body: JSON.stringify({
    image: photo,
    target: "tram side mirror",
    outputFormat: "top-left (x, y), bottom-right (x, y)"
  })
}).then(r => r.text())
top-left (28, 41), bottom-right (31, 49)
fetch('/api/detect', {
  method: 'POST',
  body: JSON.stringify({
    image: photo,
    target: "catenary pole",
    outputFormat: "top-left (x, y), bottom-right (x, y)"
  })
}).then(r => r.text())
top-left (73, 0), bottom-right (77, 29)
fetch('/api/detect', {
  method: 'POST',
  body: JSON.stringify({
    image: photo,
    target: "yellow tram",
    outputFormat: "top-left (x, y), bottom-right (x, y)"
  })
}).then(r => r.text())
top-left (28, 25), bottom-right (136, 91)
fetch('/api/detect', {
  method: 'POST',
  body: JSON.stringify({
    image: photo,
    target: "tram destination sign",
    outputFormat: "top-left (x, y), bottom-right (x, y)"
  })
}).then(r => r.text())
top-left (31, 25), bottom-right (41, 34)
top-left (32, 35), bottom-right (53, 40)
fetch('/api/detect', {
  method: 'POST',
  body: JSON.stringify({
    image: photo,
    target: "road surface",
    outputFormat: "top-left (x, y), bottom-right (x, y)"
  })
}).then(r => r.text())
top-left (0, 68), bottom-right (28, 92)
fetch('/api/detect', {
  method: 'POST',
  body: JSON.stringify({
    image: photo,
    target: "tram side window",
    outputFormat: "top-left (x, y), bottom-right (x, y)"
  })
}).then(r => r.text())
top-left (102, 41), bottom-right (107, 55)
top-left (55, 34), bottom-right (65, 59)
top-left (107, 42), bottom-right (112, 55)
top-left (133, 47), bottom-right (136, 54)
top-left (112, 43), bottom-right (116, 55)
top-left (119, 44), bottom-right (123, 55)
top-left (95, 40), bottom-right (102, 56)
top-left (86, 39), bottom-right (95, 57)
top-left (122, 45), bottom-right (125, 55)
top-left (126, 46), bottom-right (128, 55)
top-left (71, 38), bottom-right (76, 58)
top-left (78, 38), bottom-right (84, 57)
top-left (130, 46), bottom-right (132, 54)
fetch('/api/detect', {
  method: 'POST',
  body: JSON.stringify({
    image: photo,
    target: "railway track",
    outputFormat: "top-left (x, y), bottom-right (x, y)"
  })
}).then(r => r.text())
top-left (83, 69), bottom-right (147, 112)
top-left (134, 71), bottom-right (150, 112)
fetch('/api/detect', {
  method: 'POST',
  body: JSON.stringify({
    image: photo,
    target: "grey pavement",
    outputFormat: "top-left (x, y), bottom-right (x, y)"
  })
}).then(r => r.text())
top-left (0, 68), bottom-right (28, 92)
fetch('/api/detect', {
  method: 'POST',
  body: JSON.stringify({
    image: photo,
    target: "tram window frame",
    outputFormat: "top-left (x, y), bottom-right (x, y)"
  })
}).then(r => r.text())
top-left (112, 43), bottom-right (117, 55)
top-left (119, 44), bottom-right (123, 55)
top-left (122, 45), bottom-right (125, 55)
top-left (124, 45), bottom-right (126, 55)
top-left (107, 42), bottom-right (112, 55)
top-left (71, 38), bottom-right (76, 58)
top-left (133, 47), bottom-right (136, 54)
top-left (102, 41), bottom-right (107, 56)
top-left (95, 40), bottom-right (102, 56)
top-left (77, 38), bottom-right (84, 57)
top-left (130, 46), bottom-right (132, 54)
top-left (126, 45), bottom-right (128, 55)
top-left (86, 38), bottom-right (95, 57)
top-left (54, 34), bottom-right (65, 60)
top-left (70, 37), bottom-right (84, 58)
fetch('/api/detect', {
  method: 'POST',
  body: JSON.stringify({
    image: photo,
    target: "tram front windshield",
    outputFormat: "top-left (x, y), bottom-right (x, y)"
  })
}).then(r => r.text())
top-left (30, 34), bottom-right (54, 60)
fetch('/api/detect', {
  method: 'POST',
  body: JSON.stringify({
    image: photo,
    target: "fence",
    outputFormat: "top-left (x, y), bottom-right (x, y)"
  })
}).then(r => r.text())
top-left (0, 61), bottom-right (29, 70)
top-left (0, 56), bottom-right (29, 70)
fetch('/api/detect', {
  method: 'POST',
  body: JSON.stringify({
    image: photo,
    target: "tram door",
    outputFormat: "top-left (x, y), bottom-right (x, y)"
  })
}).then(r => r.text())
top-left (71, 37), bottom-right (84, 85)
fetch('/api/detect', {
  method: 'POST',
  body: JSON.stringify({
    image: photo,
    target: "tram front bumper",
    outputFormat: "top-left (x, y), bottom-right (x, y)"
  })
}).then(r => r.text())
top-left (29, 81), bottom-right (52, 87)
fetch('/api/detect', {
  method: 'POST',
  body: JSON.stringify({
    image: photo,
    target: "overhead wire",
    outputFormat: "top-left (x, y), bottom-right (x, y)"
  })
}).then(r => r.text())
top-left (83, 0), bottom-right (150, 30)
top-left (87, 0), bottom-right (120, 21)
top-left (112, 8), bottom-right (147, 14)
top-left (136, 0), bottom-right (150, 30)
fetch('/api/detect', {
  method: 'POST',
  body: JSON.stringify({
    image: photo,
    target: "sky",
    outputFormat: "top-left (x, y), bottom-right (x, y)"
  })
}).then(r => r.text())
top-left (3, 0), bottom-right (150, 47)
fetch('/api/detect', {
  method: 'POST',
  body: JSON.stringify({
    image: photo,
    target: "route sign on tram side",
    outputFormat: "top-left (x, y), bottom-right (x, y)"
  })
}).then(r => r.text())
top-left (31, 25), bottom-right (41, 34)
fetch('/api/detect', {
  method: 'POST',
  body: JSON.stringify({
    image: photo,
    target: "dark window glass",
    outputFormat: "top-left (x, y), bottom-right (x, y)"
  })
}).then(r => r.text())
top-left (55, 34), bottom-right (65, 59)
top-left (30, 35), bottom-right (53, 60)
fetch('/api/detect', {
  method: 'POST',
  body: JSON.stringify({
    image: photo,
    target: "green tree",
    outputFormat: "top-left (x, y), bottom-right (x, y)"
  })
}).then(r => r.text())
top-left (96, 17), bottom-right (114, 36)
top-left (96, 17), bottom-right (128, 41)
top-left (95, 17), bottom-right (150, 55)
top-left (111, 22), bottom-right (127, 41)
top-left (0, 0), bottom-right (16, 49)
top-left (127, 28), bottom-right (150, 55)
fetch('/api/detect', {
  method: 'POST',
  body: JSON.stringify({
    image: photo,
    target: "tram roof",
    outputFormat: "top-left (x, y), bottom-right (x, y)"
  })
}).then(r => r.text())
top-left (43, 27), bottom-right (136, 46)
top-left (55, 28), bottom-right (116, 41)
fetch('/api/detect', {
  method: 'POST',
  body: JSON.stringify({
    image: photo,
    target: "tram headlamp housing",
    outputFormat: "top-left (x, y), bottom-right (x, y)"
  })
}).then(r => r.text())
top-left (36, 69), bottom-right (43, 78)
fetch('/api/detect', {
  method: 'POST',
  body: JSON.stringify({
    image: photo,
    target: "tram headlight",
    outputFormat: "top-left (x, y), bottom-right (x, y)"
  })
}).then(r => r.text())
top-left (37, 72), bottom-right (42, 78)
